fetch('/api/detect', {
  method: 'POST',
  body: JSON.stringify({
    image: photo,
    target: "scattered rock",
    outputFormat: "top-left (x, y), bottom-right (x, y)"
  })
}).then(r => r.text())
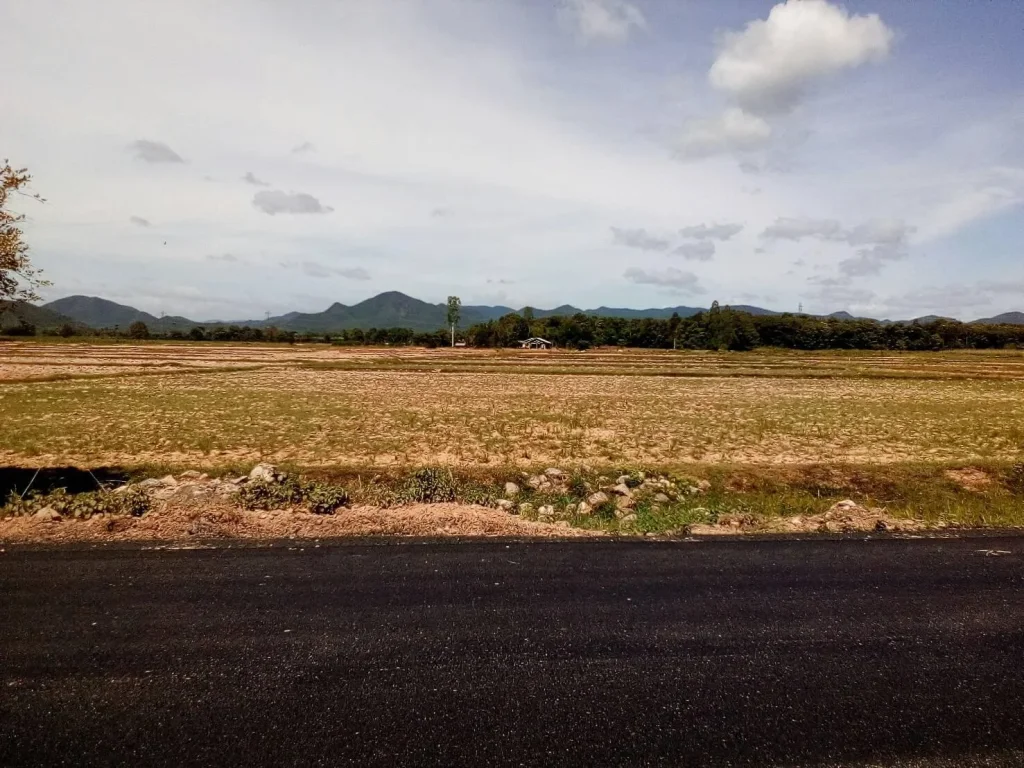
top-left (504, 482), bottom-right (521, 498)
top-left (611, 483), bottom-right (632, 497)
top-left (526, 474), bottom-right (546, 490)
top-left (654, 493), bottom-right (670, 503)
top-left (179, 470), bottom-right (204, 480)
top-left (576, 501), bottom-right (592, 516)
top-left (159, 475), bottom-right (178, 486)
top-left (496, 499), bottom-right (515, 512)
top-left (538, 505), bottom-right (555, 518)
top-left (517, 502), bottom-right (533, 516)
top-left (696, 479), bottom-right (712, 493)
top-left (587, 491), bottom-right (609, 507)
top-left (544, 468), bottom-right (566, 478)
top-left (136, 478), bottom-right (165, 489)
top-left (249, 464), bottom-right (281, 483)
top-left (619, 513), bottom-right (637, 525)
top-left (31, 507), bottom-right (60, 523)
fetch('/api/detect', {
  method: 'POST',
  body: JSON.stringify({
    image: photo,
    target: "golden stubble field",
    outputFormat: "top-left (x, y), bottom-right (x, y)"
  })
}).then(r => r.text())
top-left (3, 340), bottom-right (1024, 469)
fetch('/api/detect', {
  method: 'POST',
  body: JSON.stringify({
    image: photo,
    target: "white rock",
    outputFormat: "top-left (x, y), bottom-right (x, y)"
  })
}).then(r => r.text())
top-left (620, 513), bottom-right (637, 525)
top-left (159, 475), bottom-right (178, 486)
top-left (31, 507), bottom-right (60, 522)
top-left (496, 499), bottom-right (515, 512)
top-left (538, 505), bottom-right (555, 518)
top-left (179, 470), bottom-right (203, 480)
top-left (576, 501), bottom-right (592, 516)
top-left (587, 491), bottom-right (609, 506)
top-left (612, 483), bottom-right (632, 497)
top-left (249, 463), bottom-right (280, 483)
top-left (544, 468), bottom-right (566, 478)
top-left (654, 493), bottom-right (670, 503)
top-left (504, 482), bottom-right (521, 498)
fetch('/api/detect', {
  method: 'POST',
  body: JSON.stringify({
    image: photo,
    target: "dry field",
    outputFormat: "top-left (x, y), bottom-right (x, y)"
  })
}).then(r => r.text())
top-left (3, 340), bottom-right (1024, 470)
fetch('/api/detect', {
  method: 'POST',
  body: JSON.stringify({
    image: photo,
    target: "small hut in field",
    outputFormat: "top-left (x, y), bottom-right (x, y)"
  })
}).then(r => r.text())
top-left (519, 337), bottom-right (553, 349)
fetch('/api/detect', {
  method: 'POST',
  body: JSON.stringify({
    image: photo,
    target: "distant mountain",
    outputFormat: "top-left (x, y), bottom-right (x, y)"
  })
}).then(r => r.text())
top-left (973, 312), bottom-right (1024, 325)
top-left (32, 291), bottom-right (1024, 334)
top-left (43, 296), bottom-right (194, 331)
top-left (1, 300), bottom-right (83, 331)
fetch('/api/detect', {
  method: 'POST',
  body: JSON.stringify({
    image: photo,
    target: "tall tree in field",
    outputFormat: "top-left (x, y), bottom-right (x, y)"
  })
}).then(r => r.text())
top-left (446, 295), bottom-right (461, 347)
top-left (1, 161), bottom-right (48, 307)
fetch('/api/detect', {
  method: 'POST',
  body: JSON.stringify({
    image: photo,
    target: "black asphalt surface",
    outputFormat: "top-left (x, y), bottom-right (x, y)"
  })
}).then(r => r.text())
top-left (2, 537), bottom-right (1023, 767)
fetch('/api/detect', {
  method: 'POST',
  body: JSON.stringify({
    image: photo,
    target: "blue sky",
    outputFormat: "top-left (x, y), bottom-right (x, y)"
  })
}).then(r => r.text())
top-left (5, 0), bottom-right (1024, 320)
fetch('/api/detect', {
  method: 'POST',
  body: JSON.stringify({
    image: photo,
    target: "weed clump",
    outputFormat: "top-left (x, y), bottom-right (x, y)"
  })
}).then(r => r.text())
top-left (401, 467), bottom-right (459, 503)
top-left (239, 478), bottom-right (350, 514)
top-left (2, 487), bottom-right (151, 519)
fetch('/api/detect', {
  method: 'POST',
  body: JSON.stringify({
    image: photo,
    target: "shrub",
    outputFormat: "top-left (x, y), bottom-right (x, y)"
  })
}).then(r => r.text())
top-left (401, 467), bottom-right (458, 503)
top-left (305, 482), bottom-right (350, 515)
top-left (1, 487), bottom-right (151, 519)
top-left (238, 477), bottom-right (351, 514)
top-left (238, 478), bottom-right (304, 510)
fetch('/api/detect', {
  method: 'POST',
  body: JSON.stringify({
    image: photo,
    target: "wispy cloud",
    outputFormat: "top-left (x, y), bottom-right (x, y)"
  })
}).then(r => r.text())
top-left (282, 260), bottom-right (370, 280)
top-left (253, 190), bottom-right (334, 215)
top-left (242, 171), bottom-right (269, 187)
top-left (672, 241), bottom-right (715, 261)
top-left (610, 226), bottom-right (670, 252)
top-left (623, 267), bottom-right (705, 295)
top-left (129, 215), bottom-right (151, 227)
top-left (679, 223), bottom-right (743, 241)
top-left (558, 0), bottom-right (646, 44)
top-left (128, 139), bottom-right (184, 163)
top-left (291, 141), bottom-right (315, 155)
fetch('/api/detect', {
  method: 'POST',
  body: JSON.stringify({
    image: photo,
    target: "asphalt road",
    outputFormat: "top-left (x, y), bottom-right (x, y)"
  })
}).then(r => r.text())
top-left (2, 537), bottom-right (1023, 767)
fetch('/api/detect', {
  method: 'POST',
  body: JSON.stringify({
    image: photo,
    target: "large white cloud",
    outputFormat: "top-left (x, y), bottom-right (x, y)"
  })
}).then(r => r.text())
top-left (680, 0), bottom-right (894, 160)
top-left (709, 0), bottom-right (893, 116)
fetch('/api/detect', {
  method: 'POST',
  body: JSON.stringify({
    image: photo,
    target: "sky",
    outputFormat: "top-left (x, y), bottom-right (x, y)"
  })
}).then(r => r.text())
top-left (5, 0), bottom-right (1024, 321)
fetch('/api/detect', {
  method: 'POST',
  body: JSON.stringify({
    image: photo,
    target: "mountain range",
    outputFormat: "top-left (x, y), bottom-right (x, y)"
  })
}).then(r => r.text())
top-left (1, 292), bottom-right (1022, 333)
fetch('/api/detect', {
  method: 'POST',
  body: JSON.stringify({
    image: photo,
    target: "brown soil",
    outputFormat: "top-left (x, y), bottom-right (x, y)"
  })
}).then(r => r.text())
top-left (944, 467), bottom-right (994, 491)
top-left (0, 498), bottom-right (601, 544)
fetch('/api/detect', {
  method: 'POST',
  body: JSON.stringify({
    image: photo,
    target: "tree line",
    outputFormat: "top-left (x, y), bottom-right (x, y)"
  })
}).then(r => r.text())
top-left (7, 303), bottom-right (1024, 351)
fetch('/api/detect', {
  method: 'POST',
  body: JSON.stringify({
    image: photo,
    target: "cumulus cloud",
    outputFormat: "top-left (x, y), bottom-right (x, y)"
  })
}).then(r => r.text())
top-left (291, 141), bottom-right (315, 154)
top-left (679, 222), bottom-right (744, 241)
top-left (558, 0), bottom-right (646, 44)
top-left (677, 0), bottom-right (894, 160)
top-left (709, 0), bottom-right (894, 116)
top-left (129, 139), bottom-right (184, 163)
top-left (761, 217), bottom-right (843, 241)
top-left (676, 107), bottom-right (772, 159)
top-left (610, 226), bottom-right (670, 252)
top-left (129, 215), bottom-right (151, 227)
top-left (242, 171), bottom-right (269, 187)
top-left (623, 267), bottom-right (705, 294)
top-left (253, 190), bottom-right (334, 215)
top-left (282, 261), bottom-right (370, 280)
top-left (672, 241), bottom-right (716, 261)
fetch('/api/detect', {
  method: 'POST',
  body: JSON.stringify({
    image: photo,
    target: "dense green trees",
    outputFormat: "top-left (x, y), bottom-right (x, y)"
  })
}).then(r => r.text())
top-left (461, 307), bottom-right (1024, 352)
top-left (9, 302), bottom-right (1024, 351)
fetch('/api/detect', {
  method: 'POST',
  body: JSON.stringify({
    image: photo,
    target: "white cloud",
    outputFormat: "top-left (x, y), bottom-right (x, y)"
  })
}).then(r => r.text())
top-left (610, 226), bottom-right (670, 252)
top-left (128, 139), bottom-right (184, 163)
top-left (709, 0), bottom-right (894, 116)
top-left (672, 241), bottom-right (715, 261)
top-left (838, 245), bottom-right (906, 277)
top-left (678, 0), bottom-right (894, 161)
top-left (844, 218), bottom-right (916, 246)
top-left (291, 141), bottom-right (315, 155)
top-left (761, 217), bottom-right (843, 241)
top-left (242, 172), bottom-right (269, 187)
top-left (253, 190), bottom-right (334, 216)
top-left (623, 267), bottom-right (705, 294)
top-left (676, 107), bottom-right (772, 159)
top-left (129, 215), bottom-right (151, 227)
top-left (284, 261), bottom-right (370, 280)
top-left (558, 0), bottom-right (646, 44)
top-left (679, 222), bottom-right (743, 241)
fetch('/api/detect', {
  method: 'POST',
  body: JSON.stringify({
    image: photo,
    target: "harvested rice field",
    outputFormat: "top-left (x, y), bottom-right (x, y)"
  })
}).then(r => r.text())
top-left (3, 341), bottom-right (1024, 469)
